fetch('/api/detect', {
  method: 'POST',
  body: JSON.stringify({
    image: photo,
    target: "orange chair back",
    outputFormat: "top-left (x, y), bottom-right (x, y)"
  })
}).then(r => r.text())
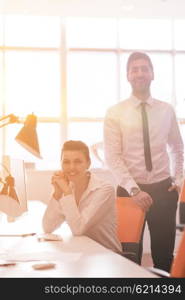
top-left (116, 197), bottom-right (145, 243)
top-left (170, 230), bottom-right (185, 277)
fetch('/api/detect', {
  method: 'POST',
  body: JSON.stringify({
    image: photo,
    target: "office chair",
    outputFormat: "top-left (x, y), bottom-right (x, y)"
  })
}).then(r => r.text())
top-left (170, 227), bottom-right (185, 277)
top-left (116, 197), bottom-right (145, 263)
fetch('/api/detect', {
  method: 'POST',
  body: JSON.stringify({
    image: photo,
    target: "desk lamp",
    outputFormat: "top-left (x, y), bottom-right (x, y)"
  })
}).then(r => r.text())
top-left (0, 112), bottom-right (42, 159)
top-left (15, 113), bottom-right (42, 159)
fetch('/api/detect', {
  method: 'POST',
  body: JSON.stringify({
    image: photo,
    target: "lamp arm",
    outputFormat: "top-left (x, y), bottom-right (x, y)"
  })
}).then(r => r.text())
top-left (0, 114), bottom-right (19, 128)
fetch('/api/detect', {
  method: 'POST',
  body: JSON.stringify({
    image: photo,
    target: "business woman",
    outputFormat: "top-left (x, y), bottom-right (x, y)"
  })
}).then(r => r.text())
top-left (42, 140), bottom-right (122, 255)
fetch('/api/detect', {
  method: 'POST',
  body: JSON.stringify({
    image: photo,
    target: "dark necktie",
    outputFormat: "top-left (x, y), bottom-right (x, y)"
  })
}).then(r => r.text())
top-left (141, 103), bottom-right (152, 171)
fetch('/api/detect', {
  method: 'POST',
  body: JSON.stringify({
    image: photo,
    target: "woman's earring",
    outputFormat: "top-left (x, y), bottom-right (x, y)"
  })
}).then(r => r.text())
top-left (86, 170), bottom-right (90, 177)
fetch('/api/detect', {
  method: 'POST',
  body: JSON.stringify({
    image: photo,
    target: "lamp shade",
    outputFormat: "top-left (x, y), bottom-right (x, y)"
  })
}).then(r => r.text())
top-left (15, 113), bottom-right (42, 159)
top-left (0, 175), bottom-right (20, 203)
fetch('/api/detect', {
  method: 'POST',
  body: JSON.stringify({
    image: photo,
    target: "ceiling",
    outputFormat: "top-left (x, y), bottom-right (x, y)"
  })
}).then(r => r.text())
top-left (1, 0), bottom-right (185, 19)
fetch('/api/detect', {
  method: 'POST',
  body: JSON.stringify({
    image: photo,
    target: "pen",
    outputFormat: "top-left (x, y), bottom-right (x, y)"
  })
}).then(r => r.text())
top-left (0, 262), bottom-right (16, 267)
top-left (0, 233), bottom-right (36, 237)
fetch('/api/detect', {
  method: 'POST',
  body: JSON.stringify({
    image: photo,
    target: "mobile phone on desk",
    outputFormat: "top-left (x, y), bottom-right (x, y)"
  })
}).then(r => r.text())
top-left (37, 233), bottom-right (63, 242)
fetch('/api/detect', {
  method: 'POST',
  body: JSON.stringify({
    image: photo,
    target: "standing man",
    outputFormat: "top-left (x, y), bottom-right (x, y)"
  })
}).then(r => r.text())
top-left (104, 52), bottom-right (184, 272)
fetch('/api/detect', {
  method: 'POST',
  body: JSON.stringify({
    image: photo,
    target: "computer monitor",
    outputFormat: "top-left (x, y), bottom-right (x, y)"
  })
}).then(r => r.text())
top-left (0, 155), bottom-right (27, 218)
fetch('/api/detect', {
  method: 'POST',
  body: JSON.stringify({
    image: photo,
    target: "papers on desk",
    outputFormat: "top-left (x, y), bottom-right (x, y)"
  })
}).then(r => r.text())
top-left (0, 234), bottom-right (82, 263)
top-left (0, 250), bottom-right (82, 263)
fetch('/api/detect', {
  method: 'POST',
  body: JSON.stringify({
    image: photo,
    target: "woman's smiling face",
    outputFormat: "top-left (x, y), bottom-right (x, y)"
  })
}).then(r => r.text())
top-left (61, 150), bottom-right (90, 181)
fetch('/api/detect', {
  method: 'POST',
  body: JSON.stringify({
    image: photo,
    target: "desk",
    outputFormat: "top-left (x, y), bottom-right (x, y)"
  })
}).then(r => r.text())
top-left (0, 201), bottom-right (157, 278)
top-left (0, 235), bottom-right (157, 278)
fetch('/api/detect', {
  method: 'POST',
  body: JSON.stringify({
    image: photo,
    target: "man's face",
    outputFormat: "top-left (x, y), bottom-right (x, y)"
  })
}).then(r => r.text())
top-left (127, 58), bottom-right (154, 94)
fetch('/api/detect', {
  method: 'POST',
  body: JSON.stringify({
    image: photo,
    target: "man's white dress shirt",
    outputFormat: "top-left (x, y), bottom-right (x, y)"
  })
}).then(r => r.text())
top-left (104, 95), bottom-right (184, 194)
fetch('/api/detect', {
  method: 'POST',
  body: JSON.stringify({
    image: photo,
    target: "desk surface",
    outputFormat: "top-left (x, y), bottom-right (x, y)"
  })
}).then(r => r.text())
top-left (0, 201), bottom-right (157, 278)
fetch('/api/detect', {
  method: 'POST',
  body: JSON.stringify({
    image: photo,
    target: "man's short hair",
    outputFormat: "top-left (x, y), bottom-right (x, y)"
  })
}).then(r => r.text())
top-left (127, 52), bottom-right (153, 73)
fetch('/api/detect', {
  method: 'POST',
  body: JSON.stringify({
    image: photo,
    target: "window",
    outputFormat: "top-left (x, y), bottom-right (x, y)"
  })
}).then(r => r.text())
top-left (149, 53), bottom-right (173, 103)
top-left (5, 51), bottom-right (60, 117)
top-left (66, 18), bottom-right (117, 48)
top-left (5, 16), bottom-right (61, 47)
top-left (67, 51), bottom-right (118, 118)
top-left (174, 20), bottom-right (185, 50)
top-left (0, 16), bottom-right (185, 169)
top-left (119, 19), bottom-right (172, 50)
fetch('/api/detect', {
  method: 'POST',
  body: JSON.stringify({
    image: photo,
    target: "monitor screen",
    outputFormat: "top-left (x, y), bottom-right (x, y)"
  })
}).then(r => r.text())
top-left (0, 155), bottom-right (27, 217)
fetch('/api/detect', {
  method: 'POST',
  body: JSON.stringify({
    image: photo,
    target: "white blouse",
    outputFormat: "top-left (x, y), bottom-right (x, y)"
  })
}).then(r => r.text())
top-left (42, 172), bottom-right (122, 255)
